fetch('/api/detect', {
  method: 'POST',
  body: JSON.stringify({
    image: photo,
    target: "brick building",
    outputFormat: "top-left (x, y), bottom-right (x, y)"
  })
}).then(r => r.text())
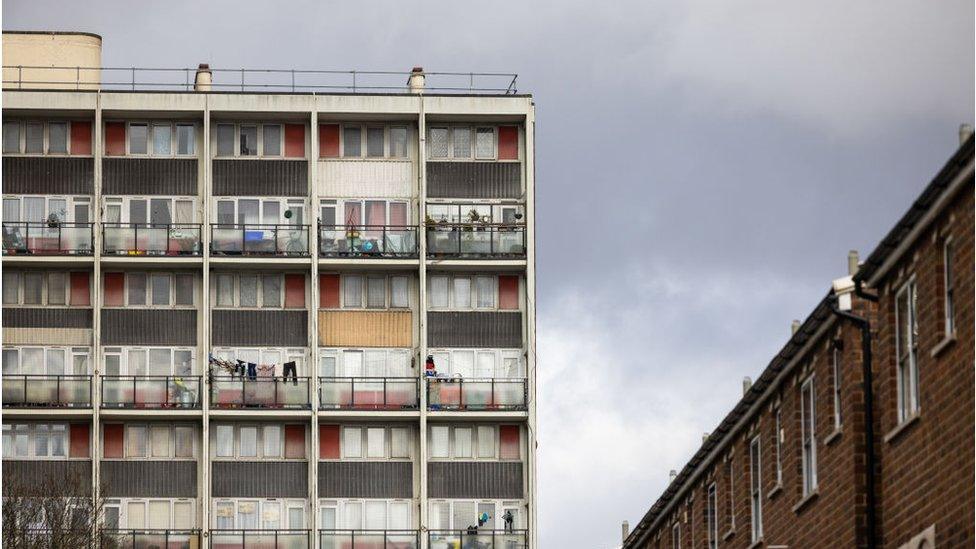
top-left (622, 132), bottom-right (974, 549)
top-left (1, 32), bottom-right (537, 548)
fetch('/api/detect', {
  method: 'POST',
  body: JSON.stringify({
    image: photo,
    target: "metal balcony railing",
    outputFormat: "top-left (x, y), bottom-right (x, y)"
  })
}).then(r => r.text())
top-left (100, 375), bottom-right (202, 409)
top-left (319, 529), bottom-right (419, 548)
top-left (210, 375), bottom-right (311, 409)
top-left (1, 374), bottom-right (92, 408)
top-left (319, 225), bottom-right (418, 258)
top-left (426, 377), bottom-right (528, 411)
top-left (2, 66), bottom-right (518, 94)
top-left (428, 529), bottom-right (528, 549)
top-left (100, 528), bottom-right (201, 549)
top-left (2, 222), bottom-right (94, 255)
top-left (425, 224), bottom-right (526, 259)
top-left (208, 529), bottom-right (311, 549)
top-left (102, 223), bottom-right (202, 256)
top-left (318, 377), bottom-right (419, 411)
top-left (210, 224), bottom-right (310, 256)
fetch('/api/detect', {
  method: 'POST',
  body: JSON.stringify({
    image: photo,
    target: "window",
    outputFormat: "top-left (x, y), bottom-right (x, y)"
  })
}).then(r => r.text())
top-left (427, 500), bottom-right (522, 531)
top-left (1, 270), bottom-right (90, 307)
top-left (453, 127), bottom-right (471, 158)
top-left (3, 121), bottom-right (21, 152)
top-left (750, 436), bottom-right (763, 542)
top-left (366, 127), bottom-right (385, 157)
top-left (2, 423), bottom-right (75, 459)
top-left (390, 127), bottom-right (408, 157)
top-left (427, 425), bottom-right (518, 460)
top-left (426, 349), bottom-right (524, 379)
top-left (343, 126), bottom-right (361, 157)
top-left (800, 376), bottom-right (818, 496)
top-left (475, 127), bottom-right (495, 159)
top-left (671, 523), bottom-right (680, 549)
top-left (2, 121), bottom-right (88, 155)
top-left (774, 409), bottom-right (783, 486)
top-left (390, 276), bottom-right (409, 308)
top-left (48, 123), bottom-right (67, 154)
top-left (427, 274), bottom-right (512, 310)
top-left (215, 123), bottom-right (299, 158)
top-left (832, 344), bottom-right (842, 431)
top-left (212, 424), bottom-right (304, 460)
top-left (319, 499), bottom-right (412, 530)
top-left (2, 347), bottom-right (90, 376)
top-left (263, 125), bottom-right (281, 156)
top-left (428, 126), bottom-right (504, 160)
top-left (2, 195), bottom-right (91, 223)
top-left (102, 347), bottom-right (194, 377)
top-left (101, 424), bottom-right (195, 460)
top-left (128, 124), bottom-right (148, 154)
top-left (895, 280), bottom-right (919, 422)
top-left (943, 238), bottom-right (955, 335)
top-left (153, 124), bottom-right (172, 155)
top-left (725, 458), bottom-right (734, 530)
top-left (176, 124), bottom-right (195, 155)
top-left (103, 273), bottom-right (194, 308)
top-left (240, 125), bottom-right (258, 155)
top-left (336, 274), bottom-right (407, 309)
top-left (212, 273), bottom-right (303, 309)
top-left (213, 499), bottom-right (305, 530)
top-left (337, 426), bottom-right (411, 460)
top-left (217, 124), bottom-right (235, 156)
top-left (706, 483), bottom-right (717, 549)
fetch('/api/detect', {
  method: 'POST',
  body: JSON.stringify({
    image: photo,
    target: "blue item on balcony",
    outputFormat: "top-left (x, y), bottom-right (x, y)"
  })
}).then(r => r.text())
top-left (244, 230), bottom-right (265, 242)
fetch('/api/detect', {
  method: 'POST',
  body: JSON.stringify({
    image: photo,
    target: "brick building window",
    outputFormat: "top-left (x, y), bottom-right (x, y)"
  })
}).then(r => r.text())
top-left (749, 436), bottom-right (763, 542)
top-left (832, 344), bottom-right (842, 431)
top-left (943, 238), bottom-right (955, 336)
top-left (774, 409), bottom-right (783, 486)
top-left (895, 279), bottom-right (919, 422)
top-left (706, 483), bottom-right (717, 549)
top-left (800, 376), bottom-right (818, 496)
top-left (725, 457), bottom-right (734, 531)
top-left (671, 522), bottom-right (680, 549)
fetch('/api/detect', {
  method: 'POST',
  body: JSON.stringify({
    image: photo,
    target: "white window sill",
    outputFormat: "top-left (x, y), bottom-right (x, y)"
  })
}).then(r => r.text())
top-left (930, 331), bottom-right (957, 358)
top-left (766, 483), bottom-right (783, 500)
top-left (884, 413), bottom-right (921, 444)
top-left (792, 490), bottom-right (819, 515)
top-left (824, 428), bottom-right (843, 446)
top-left (722, 528), bottom-right (736, 541)
top-left (748, 538), bottom-right (765, 549)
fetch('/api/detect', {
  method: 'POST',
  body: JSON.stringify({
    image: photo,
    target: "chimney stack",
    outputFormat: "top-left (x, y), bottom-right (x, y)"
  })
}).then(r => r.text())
top-left (194, 64), bottom-right (212, 92)
top-left (621, 521), bottom-right (630, 543)
top-left (960, 123), bottom-right (974, 145)
top-left (669, 469), bottom-right (677, 483)
top-left (848, 250), bottom-right (859, 276)
top-left (791, 319), bottom-right (801, 335)
top-left (702, 432), bottom-right (710, 444)
top-left (408, 67), bottom-right (425, 94)
top-left (742, 377), bottom-right (752, 395)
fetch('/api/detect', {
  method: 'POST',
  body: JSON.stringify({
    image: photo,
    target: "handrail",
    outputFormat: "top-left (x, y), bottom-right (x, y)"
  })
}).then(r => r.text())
top-left (208, 529), bottom-right (311, 548)
top-left (319, 529), bottom-right (420, 547)
top-left (1, 374), bottom-right (93, 408)
top-left (427, 529), bottom-right (529, 548)
top-left (425, 223), bottom-right (527, 258)
top-left (318, 376), bottom-right (420, 410)
top-left (319, 223), bottom-right (419, 258)
top-left (100, 528), bottom-right (201, 547)
top-left (102, 222), bottom-right (203, 256)
top-left (2, 66), bottom-right (519, 94)
top-left (210, 223), bottom-right (310, 256)
top-left (209, 374), bottom-right (312, 409)
top-left (426, 377), bottom-right (528, 411)
top-left (1, 221), bottom-right (94, 256)
top-left (100, 375), bottom-right (202, 409)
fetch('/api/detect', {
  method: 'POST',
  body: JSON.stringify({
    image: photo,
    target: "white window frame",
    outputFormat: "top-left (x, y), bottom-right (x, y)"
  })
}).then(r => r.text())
top-left (427, 349), bottom-right (524, 379)
top-left (337, 124), bottom-right (409, 159)
top-left (101, 347), bottom-right (196, 376)
top-left (774, 408), bottom-right (783, 486)
top-left (211, 272), bottom-right (303, 310)
top-left (1, 423), bottom-right (71, 460)
top-left (213, 197), bottom-right (307, 226)
top-left (212, 122), bottom-right (291, 159)
top-left (102, 196), bottom-right (198, 224)
top-left (831, 344), bottom-right (842, 431)
top-left (2, 195), bottom-right (92, 224)
top-left (706, 482), bottom-right (717, 549)
top-left (118, 121), bottom-right (195, 158)
top-left (426, 125), bottom-right (501, 161)
top-left (105, 423), bottom-right (197, 461)
top-left (210, 423), bottom-right (305, 461)
top-left (800, 376), bottom-right (818, 496)
top-left (943, 237), bottom-right (955, 336)
top-left (210, 348), bottom-right (306, 377)
top-left (211, 499), bottom-right (306, 529)
top-left (426, 424), bottom-right (521, 461)
top-left (2, 269), bottom-right (89, 307)
top-left (337, 273), bottom-right (409, 310)
top-left (110, 498), bottom-right (196, 530)
top-left (426, 274), bottom-right (507, 311)
top-left (426, 500), bottom-right (524, 531)
top-left (104, 272), bottom-right (196, 309)
top-left (318, 499), bottom-right (413, 530)
top-left (2, 346), bottom-right (91, 376)
top-left (895, 278), bottom-right (919, 423)
top-left (338, 425), bottom-right (413, 461)
top-left (317, 348), bottom-right (411, 378)
top-left (2, 120), bottom-right (80, 156)
top-left (749, 436), bottom-right (763, 542)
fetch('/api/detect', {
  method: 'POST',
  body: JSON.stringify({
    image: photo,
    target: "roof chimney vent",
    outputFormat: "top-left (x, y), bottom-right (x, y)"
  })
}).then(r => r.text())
top-left (742, 377), bottom-right (752, 395)
top-left (622, 521), bottom-right (630, 543)
top-left (669, 470), bottom-right (677, 483)
top-left (408, 66), bottom-right (425, 94)
top-left (702, 432), bottom-right (710, 444)
top-left (848, 250), bottom-right (860, 276)
top-left (960, 124), bottom-right (974, 145)
top-left (194, 64), bottom-right (212, 92)
top-left (791, 319), bottom-right (801, 335)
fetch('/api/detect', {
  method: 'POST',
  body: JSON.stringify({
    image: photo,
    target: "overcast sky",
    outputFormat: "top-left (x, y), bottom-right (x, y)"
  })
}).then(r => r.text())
top-left (5, 1), bottom-right (973, 547)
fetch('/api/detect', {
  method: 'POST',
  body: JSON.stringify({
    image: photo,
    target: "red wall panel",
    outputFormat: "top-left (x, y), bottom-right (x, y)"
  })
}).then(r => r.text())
top-left (319, 124), bottom-right (340, 158)
top-left (102, 424), bottom-right (124, 458)
top-left (498, 126), bottom-right (519, 160)
top-left (284, 425), bottom-right (305, 459)
top-left (284, 124), bottom-right (305, 158)
top-left (69, 121), bottom-right (92, 155)
top-left (498, 276), bottom-right (520, 310)
top-left (284, 274), bottom-right (306, 308)
top-left (103, 273), bottom-right (125, 306)
top-left (104, 122), bottom-right (126, 156)
top-left (69, 424), bottom-right (90, 458)
top-left (69, 272), bottom-right (91, 306)
top-left (320, 274), bottom-right (340, 308)
top-left (319, 425), bottom-right (340, 459)
top-left (500, 425), bottom-right (520, 459)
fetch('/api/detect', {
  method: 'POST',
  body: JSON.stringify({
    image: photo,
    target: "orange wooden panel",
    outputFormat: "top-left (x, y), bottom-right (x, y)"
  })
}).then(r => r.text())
top-left (69, 423), bottom-right (90, 458)
top-left (319, 124), bottom-right (340, 158)
top-left (70, 272), bottom-right (91, 306)
top-left (500, 425), bottom-right (520, 459)
top-left (319, 425), bottom-right (340, 459)
top-left (284, 274), bottom-right (306, 308)
top-left (284, 424), bottom-right (305, 458)
top-left (320, 274), bottom-right (340, 308)
top-left (70, 121), bottom-right (92, 155)
top-left (498, 126), bottom-right (519, 160)
top-left (103, 273), bottom-right (125, 306)
top-left (318, 310), bottom-right (412, 347)
top-left (102, 424), bottom-right (124, 458)
top-left (498, 276), bottom-right (519, 310)
top-left (285, 124), bottom-right (305, 158)
top-left (104, 122), bottom-right (126, 156)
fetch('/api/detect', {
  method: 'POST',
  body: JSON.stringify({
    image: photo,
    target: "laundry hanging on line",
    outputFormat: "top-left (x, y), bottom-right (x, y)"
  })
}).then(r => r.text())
top-left (208, 354), bottom-right (280, 378)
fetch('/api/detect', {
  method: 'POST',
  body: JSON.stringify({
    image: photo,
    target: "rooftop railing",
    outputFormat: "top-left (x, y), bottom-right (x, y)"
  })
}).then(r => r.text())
top-left (428, 529), bottom-right (528, 549)
top-left (209, 529), bottom-right (311, 549)
top-left (319, 529), bottom-right (419, 548)
top-left (103, 223), bottom-right (202, 256)
top-left (2, 374), bottom-right (92, 408)
top-left (100, 528), bottom-right (201, 549)
top-left (426, 224), bottom-right (526, 259)
top-left (210, 375), bottom-right (311, 409)
top-left (319, 224), bottom-right (419, 258)
top-left (211, 224), bottom-right (310, 257)
top-left (2, 66), bottom-right (519, 95)
top-left (427, 377), bottom-right (528, 411)
top-left (2, 222), bottom-right (94, 256)
top-left (318, 377), bottom-right (420, 411)
top-left (100, 375), bottom-right (202, 409)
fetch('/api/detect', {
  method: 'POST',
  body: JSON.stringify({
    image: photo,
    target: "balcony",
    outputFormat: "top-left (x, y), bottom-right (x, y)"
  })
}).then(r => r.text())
top-left (211, 224), bottom-right (310, 257)
top-left (210, 375), bottom-right (311, 409)
top-left (100, 375), bottom-right (202, 409)
top-left (100, 529), bottom-right (201, 549)
top-left (318, 377), bottom-right (419, 411)
top-left (209, 529), bottom-right (310, 549)
top-left (2, 222), bottom-right (93, 256)
top-left (2, 374), bottom-right (92, 408)
top-left (102, 223), bottom-right (202, 256)
top-left (426, 224), bottom-right (525, 259)
top-left (319, 530), bottom-right (419, 548)
top-left (319, 225), bottom-right (418, 258)
top-left (427, 378), bottom-right (527, 411)
top-left (428, 530), bottom-right (528, 549)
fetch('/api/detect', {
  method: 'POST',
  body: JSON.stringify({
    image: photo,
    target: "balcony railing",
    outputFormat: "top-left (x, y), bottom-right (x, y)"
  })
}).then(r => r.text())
top-left (210, 375), bottom-right (311, 409)
top-left (427, 378), bottom-right (527, 411)
top-left (425, 224), bottom-right (526, 259)
top-left (2, 222), bottom-right (94, 255)
top-left (102, 223), bottom-right (202, 256)
top-left (2, 374), bottom-right (92, 408)
top-left (319, 529), bottom-right (419, 549)
top-left (209, 529), bottom-right (311, 549)
top-left (428, 530), bottom-right (528, 549)
top-left (100, 375), bottom-right (202, 409)
top-left (319, 225), bottom-right (418, 258)
top-left (318, 377), bottom-right (419, 411)
top-left (211, 224), bottom-right (310, 256)
top-left (100, 529), bottom-right (201, 549)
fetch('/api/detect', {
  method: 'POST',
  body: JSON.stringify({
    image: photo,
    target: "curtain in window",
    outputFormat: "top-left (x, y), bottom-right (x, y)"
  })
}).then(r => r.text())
top-left (127, 502), bottom-right (146, 529)
top-left (238, 200), bottom-right (259, 225)
top-left (3, 198), bottom-right (20, 222)
top-left (24, 197), bottom-right (44, 222)
top-left (453, 351), bottom-right (474, 377)
top-left (343, 427), bottom-right (362, 458)
top-left (365, 201), bottom-right (386, 227)
top-left (128, 200), bottom-right (148, 224)
top-left (365, 501), bottom-right (387, 530)
top-left (430, 426), bottom-right (449, 458)
top-left (453, 502), bottom-right (476, 531)
top-left (344, 502), bottom-right (363, 530)
top-left (344, 202), bottom-right (362, 226)
top-left (364, 350), bottom-right (385, 377)
top-left (150, 199), bottom-right (172, 225)
top-left (391, 428), bottom-right (408, 458)
top-left (478, 426), bottom-right (495, 458)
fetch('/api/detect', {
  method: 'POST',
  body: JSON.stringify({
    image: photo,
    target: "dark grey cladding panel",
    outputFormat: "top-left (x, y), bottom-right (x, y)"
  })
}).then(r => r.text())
top-left (427, 312), bottom-right (522, 348)
top-left (2, 156), bottom-right (94, 194)
top-left (318, 461), bottom-right (412, 499)
top-left (2, 460), bottom-right (92, 496)
top-left (100, 460), bottom-right (197, 497)
top-left (212, 461), bottom-right (308, 498)
top-left (102, 158), bottom-right (198, 195)
top-left (100, 309), bottom-right (197, 346)
top-left (426, 162), bottom-right (522, 199)
top-left (211, 310), bottom-right (308, 347)
top-left (427, 461), bottom-right (523, 499)
top-left (3, 307), bottom-right (93, 328)
top-left (212, 159), bottom-right (307, 197)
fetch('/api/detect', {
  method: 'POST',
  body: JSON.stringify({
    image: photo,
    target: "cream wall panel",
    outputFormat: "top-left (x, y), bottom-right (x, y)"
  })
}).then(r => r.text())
top-left (318, 160), bottom-right (414, 199)
top-left (3, 328), bottom-right (92, 346)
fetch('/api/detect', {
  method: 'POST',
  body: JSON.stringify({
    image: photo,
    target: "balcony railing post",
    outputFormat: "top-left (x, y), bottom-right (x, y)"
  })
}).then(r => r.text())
top-left (350, 378), bottom-right (356, 408)
top-left (459, 379), bottom-right (464, 410)
top-left (56, 375), bottom-right (61, 406)
top-left (57, 223), bottom-right (63, 254)
top-left (166, 377), bottom-right (170, 407)
top-left (134, 223), bottom-right (139, 253)
top-left (491, 378), bottom-right (496, 409)
top-left (383, 378), bottom-right (388, 409)
top-left (133, 376), bottom-right (137, 407)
